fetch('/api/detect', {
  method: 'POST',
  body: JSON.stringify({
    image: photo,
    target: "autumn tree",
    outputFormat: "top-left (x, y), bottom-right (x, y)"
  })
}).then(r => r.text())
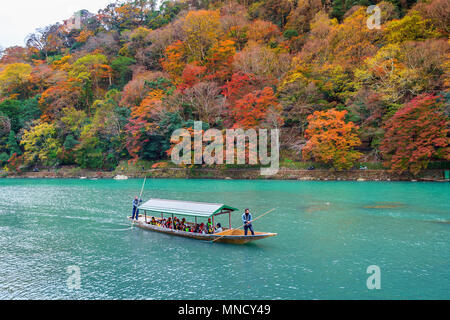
top-left (119, 70), bottom-right (166, 107)
top-left (303, 109), bottom-right (362, 170)
top-left (355, 39), bottom-right (449, 105)
top-left (0, 63), bottom-right (32, 98)
top-left (285, 0), bottom-right (323, 36)
top-left (329, 7), bottom-right (383, 67)
top-left (26, 24), bottom-right (67, 58)
top-left (233, 41), bottom-right (292, 80)
top-left (205, 39), bottom-right (236, 82)
top-left (0, 46), bottom-right (29, 64)
top-left (380, 94), bottom-right (450, 174)
top-left (20, 121), bottom-right (62, 166)
top-left (161, 40), bottom-right (187, 80)
top-left (39, 79), bottom-right (83, 120)
top-left (385, 11), bottom-right (440, 44)
top-left (75, 95), bottom-right (125, 169)
top-left (69, 54), bottom-right (113, 109)
top-left (125, 87), bottom-right (165, 161)
top-left (177, 63), bottom-right (206, 92)
top-left (30, 60), bottom-right (66, 93)
top-left (222, 72), bottom-right (268, 106)
top-left (183, 81), bottom-right (225, 125)
top-left (230, 87), bottom-right (283, 129)
top-left (247, 19), bottom-right (281, 44)
top-left (182, 10), bottom-right (221, 62)
top-left (413, 0), bottom-right (450, 35)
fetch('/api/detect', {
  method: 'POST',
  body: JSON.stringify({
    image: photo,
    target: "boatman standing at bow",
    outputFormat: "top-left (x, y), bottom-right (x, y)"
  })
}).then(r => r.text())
top-left (132, 196), bottom-right (142, 220)
top-left (242, 208), bottom-right (255, 236)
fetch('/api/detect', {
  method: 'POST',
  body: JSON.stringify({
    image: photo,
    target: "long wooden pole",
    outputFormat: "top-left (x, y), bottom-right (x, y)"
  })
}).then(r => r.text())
top-left (211, 208), bottom-right (275, 243)
top-left (139, 176), bottom-right (147, 202)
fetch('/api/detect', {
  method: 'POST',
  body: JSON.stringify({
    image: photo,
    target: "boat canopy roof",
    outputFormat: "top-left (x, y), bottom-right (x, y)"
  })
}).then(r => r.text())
top-left (139, 198), bottom-right (238, 218)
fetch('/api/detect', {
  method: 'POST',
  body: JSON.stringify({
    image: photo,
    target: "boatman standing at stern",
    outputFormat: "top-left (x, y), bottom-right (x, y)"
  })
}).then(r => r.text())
top-left (132, 196), bottom-right (142, 220)
top-left (242, 208), bottom-right (255, 236)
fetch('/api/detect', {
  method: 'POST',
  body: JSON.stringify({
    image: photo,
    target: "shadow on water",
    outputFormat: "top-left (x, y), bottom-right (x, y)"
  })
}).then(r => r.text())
top-left (128, 223), bottom-right (279, 254)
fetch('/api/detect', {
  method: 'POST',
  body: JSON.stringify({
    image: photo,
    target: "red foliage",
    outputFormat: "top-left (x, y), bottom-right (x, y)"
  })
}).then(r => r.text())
top-left (6, 153), bottom-right (23, 173)
top-left (222, 72), bottom-right (265, 106)
top-left (124, 92), bottom-right (162, 161)
top-left (204, 39), bottom-right (236, 82)
top-left (177, 64), bottom-right (207, 92)
top-left (230, 87), bottom-right (283, 129)
top-left (380, 94), bottom-right (450, 174)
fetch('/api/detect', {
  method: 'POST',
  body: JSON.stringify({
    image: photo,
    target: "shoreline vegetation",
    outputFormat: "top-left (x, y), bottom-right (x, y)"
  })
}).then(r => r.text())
top-left (1, 1), bottom-right (449, 178)
top-left (2, 160), bottom-right (449, 181)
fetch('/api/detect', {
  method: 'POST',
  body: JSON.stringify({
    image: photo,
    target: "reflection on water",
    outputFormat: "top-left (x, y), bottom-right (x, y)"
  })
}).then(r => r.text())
top-left (0, 179), bottom-right (449, 300)
top-left (363, 202), bottom-right (406, 209)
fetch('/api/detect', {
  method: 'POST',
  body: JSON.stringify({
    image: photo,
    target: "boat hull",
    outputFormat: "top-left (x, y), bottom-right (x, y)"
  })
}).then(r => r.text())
top-left (130, 218), bottom-right (277, 244)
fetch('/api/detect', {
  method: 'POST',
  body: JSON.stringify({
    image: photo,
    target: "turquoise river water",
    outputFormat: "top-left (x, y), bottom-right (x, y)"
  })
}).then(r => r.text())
top-left (0, 178), bottom-right (449, 300)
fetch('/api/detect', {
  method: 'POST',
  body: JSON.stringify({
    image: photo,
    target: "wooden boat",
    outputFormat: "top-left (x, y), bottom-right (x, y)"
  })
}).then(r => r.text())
top-left (129, 198), bottom-right (277, 244)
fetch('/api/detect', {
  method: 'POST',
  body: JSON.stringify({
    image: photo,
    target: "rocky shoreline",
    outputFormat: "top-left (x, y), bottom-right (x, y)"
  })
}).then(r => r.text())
top-left (1, 166), bottom-right (448, 182)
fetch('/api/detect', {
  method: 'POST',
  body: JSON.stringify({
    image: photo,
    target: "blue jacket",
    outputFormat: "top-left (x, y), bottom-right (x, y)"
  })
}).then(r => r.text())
top-left (133, 199), bottom-right (142, 209)
top-left (242, 213), bottom-right (253, 226)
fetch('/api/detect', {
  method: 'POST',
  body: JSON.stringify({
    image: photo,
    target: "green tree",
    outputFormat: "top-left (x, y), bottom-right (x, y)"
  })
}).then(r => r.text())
top-left (385, 11), bottom-right (440, 43)
top-left (111, 56), bottom-right (135, 89)
top-left (20, 121), bottom-right (62, 167)
top-left (6, 131), bottom-right (21, 156)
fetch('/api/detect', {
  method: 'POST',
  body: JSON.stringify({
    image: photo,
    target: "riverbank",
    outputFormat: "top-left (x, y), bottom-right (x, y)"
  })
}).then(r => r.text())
top-left (1, 165), bottom-right (448, 181)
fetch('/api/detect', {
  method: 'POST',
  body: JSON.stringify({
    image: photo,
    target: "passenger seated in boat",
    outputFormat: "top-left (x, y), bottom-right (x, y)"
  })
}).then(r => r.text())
top-left (150, 217), bottom-right (157, 225)
top-left (165, 217), bottom-right (172, 228)
top-left (180, 218), bottom-right (186, 230)
top-left (215, 223), bottom-right (223, 233)
top-left (207, 218), bottom-right (213, 233)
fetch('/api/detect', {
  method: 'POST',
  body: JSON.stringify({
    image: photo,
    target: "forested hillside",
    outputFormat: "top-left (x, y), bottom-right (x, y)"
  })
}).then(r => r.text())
top-left (0, 0), bottom-right (448, 174)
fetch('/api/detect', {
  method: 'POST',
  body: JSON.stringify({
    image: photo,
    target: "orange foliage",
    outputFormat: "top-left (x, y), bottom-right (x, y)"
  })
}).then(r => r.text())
top-left (39, 79), bottom-right (83, 120)
top-left (231, 87), bottom-right (283, 129)
top-left (247, 19), bottom-right (281, 43)
top-left (303, 109), bottom-right (362, 170)
top-left (161, 40), bottom-right (186, 80)
top-left (75, 30), bottom-right (94, 43)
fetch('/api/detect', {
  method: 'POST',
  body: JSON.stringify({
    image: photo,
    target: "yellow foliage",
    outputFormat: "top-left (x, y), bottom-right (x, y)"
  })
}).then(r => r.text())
top-left (182, 10), bottom-right (221, 61)
top-left (385, 11), bottom-right (440, 44)
top-left (0, 63), bottom-right (32, 96)
top-left (20, 121), bottom-right (61, 166)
